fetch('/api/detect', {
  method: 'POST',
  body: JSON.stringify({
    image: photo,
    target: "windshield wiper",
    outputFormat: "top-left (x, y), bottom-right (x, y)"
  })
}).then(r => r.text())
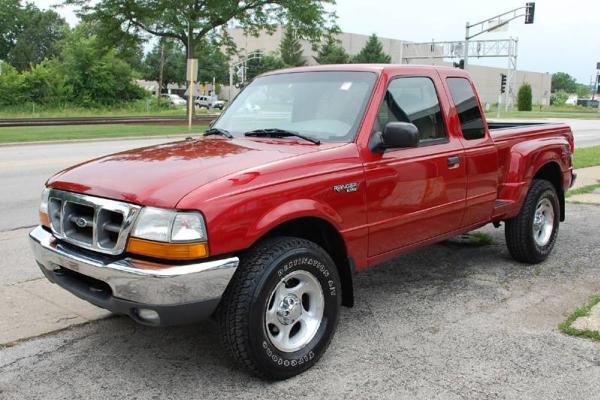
top-left (204, 128), bottom-right (233, 139)
top-left (244, 128), bottom-right (320, 145)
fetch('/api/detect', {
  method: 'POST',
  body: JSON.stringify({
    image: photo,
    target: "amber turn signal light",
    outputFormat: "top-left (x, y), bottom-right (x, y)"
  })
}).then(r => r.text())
top-left (39, 211), bottom-right (50, 228)
top-left (127, 238), bottom-right (208, 261)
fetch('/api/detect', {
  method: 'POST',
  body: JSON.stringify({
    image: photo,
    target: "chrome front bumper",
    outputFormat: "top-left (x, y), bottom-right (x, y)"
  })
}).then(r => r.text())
top-left (29, 226), bottom-right (239, 325)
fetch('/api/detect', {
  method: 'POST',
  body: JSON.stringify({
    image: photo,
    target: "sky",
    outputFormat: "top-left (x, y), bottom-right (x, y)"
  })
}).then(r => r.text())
top-left (32, 0), bottom-right (599, 84)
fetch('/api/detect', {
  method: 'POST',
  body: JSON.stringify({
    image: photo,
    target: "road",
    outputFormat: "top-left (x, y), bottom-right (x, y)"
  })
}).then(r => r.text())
top-left (1, 118), bottom-right (599, 234)
top-left (1, 204), bottom-right (599, 399)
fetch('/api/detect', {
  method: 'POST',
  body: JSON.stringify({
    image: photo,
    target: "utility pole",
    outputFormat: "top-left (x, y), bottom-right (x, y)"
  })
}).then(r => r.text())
top-left (157, 43), bottom-right (165, 107)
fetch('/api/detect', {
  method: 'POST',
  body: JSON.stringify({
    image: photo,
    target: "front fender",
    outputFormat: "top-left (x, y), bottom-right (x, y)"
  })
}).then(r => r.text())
top-left (250, 199), bottom-right (344, 242)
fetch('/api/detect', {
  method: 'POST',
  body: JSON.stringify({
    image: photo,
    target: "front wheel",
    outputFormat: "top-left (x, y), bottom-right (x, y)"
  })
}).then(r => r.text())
top-left (217, 237), bottom-right (341, 380)
top-left (505, 179), bottom-right (560, 263)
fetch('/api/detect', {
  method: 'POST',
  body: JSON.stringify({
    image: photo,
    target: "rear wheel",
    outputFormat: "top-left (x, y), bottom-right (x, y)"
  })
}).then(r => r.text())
top-left (505, 179), bottom-right (560, 263)
top-left (217, 237), bottom-right (341, 380)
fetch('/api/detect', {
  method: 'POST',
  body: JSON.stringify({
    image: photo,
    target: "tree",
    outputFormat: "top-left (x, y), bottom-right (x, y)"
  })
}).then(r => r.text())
top-left (0, 0), bottom-right (24, 60)
top-left (279, 25), bottom-right (305, 67)
top-left (0, 63), bottom-right (25, 106)
top-left (196, 37), bottom-right (229, 84)
top-left (7, 7), bottom-right (69, 71)
top-left (77, 19), bottom-right (145, 72)
top-left (246, 53), bottom-right (286, 81)
top-left (21, 59), bottom-right (69, 104)
top-left (143, 39), bottom-right (187, 86)
top-left (63, 0), bottom-right (335, 61)
top-left (61, 29), bottom-right (146, 106)
top-left (517, 83), bottom-right (532, 111)
top-left (551, 72), bottom-right (578, 93)
top-left (314, 34), bottom-right (349, 64)
top-left (575, 83), bottom-right (591, 99)
top-left (550, 90), bottom-right (569, 106)
top-left (352, 34), bottom-right (391, 64)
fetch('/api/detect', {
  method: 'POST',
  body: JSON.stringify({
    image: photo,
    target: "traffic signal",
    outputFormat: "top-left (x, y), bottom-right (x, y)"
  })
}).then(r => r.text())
top-left (525, 2), bottom-right (535, 24)
top-left (596, 74), bottom-right (600, 94)
top-left (500, 74), bottom-right (507, 93)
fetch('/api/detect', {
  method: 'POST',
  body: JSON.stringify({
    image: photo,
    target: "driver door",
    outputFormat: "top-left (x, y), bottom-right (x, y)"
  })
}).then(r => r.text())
top-left (365, 76), bottom-right (467, 257)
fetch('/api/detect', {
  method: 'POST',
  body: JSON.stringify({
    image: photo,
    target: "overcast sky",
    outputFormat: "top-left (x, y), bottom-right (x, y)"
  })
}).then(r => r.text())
top-left (33, 0), bottom-right (599, 84)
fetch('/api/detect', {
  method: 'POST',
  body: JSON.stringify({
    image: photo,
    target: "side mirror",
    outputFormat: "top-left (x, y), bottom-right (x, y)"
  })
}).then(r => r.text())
top-left (369, 122), bottom-right (420, 152)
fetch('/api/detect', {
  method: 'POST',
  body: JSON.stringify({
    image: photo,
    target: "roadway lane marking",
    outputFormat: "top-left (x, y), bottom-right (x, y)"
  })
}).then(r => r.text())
top-left (0, 157), bottom-right (89, 169)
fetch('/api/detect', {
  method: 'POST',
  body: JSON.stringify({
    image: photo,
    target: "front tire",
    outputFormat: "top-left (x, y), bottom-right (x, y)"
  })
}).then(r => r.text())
top-left (217, 237), bottom-right (341, 380)
top-left (505, 179), bottom-right (560, 263)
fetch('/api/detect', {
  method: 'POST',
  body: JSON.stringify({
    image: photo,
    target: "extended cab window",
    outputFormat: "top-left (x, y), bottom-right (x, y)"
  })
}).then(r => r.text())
top-left (447, 78), bottom-right (485, 140)
top-left (374, 77), bottom-right (447, 144)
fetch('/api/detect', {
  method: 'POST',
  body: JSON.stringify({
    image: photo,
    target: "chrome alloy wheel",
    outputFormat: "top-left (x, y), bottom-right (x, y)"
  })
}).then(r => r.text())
top-left (532, 198), bottom-right (555, 247)
top-left (265, 270), bottom-right (324, 353)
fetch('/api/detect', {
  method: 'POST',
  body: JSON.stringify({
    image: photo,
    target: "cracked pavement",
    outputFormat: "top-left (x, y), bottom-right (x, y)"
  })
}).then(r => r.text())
top-left (1, 203), bottom-right (599, 399)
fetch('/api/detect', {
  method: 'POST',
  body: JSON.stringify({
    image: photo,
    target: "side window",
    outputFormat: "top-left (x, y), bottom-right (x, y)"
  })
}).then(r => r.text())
top-left (447, 78), bottom-right (485, 140)
top-left (374, 77), bottom-right (447, 144)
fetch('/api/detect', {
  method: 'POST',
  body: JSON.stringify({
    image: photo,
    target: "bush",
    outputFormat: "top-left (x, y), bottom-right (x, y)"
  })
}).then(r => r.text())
top-left (517, 83), bottom-right (532, 111)
top-left (550, 90), bottom-right (569, 106)
top-left (21, 59), bottom-right (70, 104)
top-left (0, 64), bottom-right (26, 106)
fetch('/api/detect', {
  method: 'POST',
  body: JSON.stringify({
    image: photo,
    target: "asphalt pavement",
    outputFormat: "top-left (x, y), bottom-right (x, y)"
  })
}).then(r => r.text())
top-left (1, 204), bottom-right (599, 399)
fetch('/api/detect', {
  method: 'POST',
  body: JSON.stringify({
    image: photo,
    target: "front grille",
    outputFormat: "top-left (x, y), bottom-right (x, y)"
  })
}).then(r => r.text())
top-left (47, 189), bottom-right (140, 255)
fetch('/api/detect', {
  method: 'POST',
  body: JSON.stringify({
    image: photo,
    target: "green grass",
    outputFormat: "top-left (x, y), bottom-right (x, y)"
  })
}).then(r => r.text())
top-left (566, 183), bottom-right (600, 198)
top-left (486, 104), bottom-right (600, 120)
top-left (468, 232), bottom-right (494, 246)
top-left (0, 124), bottom-right (208, 144)
top-left (573, 145), bottom-right (600, 169)
top-left (0, 99), bottom-right (218, 119)
top-left (559, 295), bottom-right (600, 341)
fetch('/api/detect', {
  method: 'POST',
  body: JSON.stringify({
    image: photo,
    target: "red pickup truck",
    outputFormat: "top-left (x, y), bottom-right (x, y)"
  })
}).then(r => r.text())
top-left (30, 65), bottom-right (575, 379)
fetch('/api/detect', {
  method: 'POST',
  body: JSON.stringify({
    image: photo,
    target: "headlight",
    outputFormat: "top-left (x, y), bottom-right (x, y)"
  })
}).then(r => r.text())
top-left (131, 207), bottom-right (206, 243)
top-left (128, 207), bottom-right (208, 260)
top-left (39, 187), bottom-right (50, 227)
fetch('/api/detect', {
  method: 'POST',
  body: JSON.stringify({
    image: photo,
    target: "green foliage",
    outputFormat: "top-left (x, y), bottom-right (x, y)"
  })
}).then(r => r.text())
top-left (76, 19), bottom-right (145, 72)
top-left (0, 0), bottom-right (24, 60)
top-left (314, 34), bottom-right (349, 64)
top-left (143, 39), bottom-right (186, 86)
top-left (0, 63), bottom-right (25, 105)
top-left (7, 7), bottom-right (69, 71)
top-left (551, 72), bottom-right (578, 93)
top-left (246, 53), bottom-right (286, 81)
top-left (550, 90), bottom-right (569, 106)
top-left (196, 38), bottom-right (229, 84)
top-left (21, 59), bottom-right (69, 104)
top-left (61, 32), bottom-right (146, 106)
top-left (517, 83), bottom-right (532, 111)
top-left (64, 0), bottom-right (335, 60)
top-left (352, 34), bottom-right (391, 64)
top-left (279, 25), bottom-right (305, 67)
top-left (575, 83), bottom-right (592, 99)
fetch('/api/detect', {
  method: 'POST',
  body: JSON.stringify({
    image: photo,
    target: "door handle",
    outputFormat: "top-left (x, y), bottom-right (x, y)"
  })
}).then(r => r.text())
top-left (447, 155), bottom-right (461, 167)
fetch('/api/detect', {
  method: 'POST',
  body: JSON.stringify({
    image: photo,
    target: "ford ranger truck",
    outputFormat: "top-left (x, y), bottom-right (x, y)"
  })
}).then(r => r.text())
top-left (30, 65), bottom-right (575, 379)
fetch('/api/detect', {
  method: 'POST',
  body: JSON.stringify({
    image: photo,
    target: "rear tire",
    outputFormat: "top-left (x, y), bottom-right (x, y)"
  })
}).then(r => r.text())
top-left (505, 179), bottom-right (560, 263)
top-left (217, 236), bottom-right (341, 380)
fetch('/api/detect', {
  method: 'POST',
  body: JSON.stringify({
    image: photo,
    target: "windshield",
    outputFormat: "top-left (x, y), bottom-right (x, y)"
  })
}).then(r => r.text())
top-left (213, 71), bottom-right (377, 142)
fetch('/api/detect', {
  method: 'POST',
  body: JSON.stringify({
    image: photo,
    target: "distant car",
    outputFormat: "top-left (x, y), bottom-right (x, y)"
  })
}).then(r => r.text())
top-left (162, 94), bottom-right (187, 107)
top-left (195, 96), bottom-right (225, 110)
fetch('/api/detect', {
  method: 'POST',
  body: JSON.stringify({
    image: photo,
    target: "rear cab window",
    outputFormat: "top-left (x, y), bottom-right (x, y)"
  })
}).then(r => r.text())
top-left (374, 77), bottom-right (448, 146)
top-left (447, 78), bottom-right (486, 140)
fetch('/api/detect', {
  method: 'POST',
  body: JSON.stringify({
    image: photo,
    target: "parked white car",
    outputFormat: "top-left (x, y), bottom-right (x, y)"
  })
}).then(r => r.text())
top-left (162, 94), bottom-right (187, 107)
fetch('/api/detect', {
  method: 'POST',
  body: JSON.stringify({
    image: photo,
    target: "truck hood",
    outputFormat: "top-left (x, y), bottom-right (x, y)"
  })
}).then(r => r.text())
top-left (48, 138), bottom-right (342, 208)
